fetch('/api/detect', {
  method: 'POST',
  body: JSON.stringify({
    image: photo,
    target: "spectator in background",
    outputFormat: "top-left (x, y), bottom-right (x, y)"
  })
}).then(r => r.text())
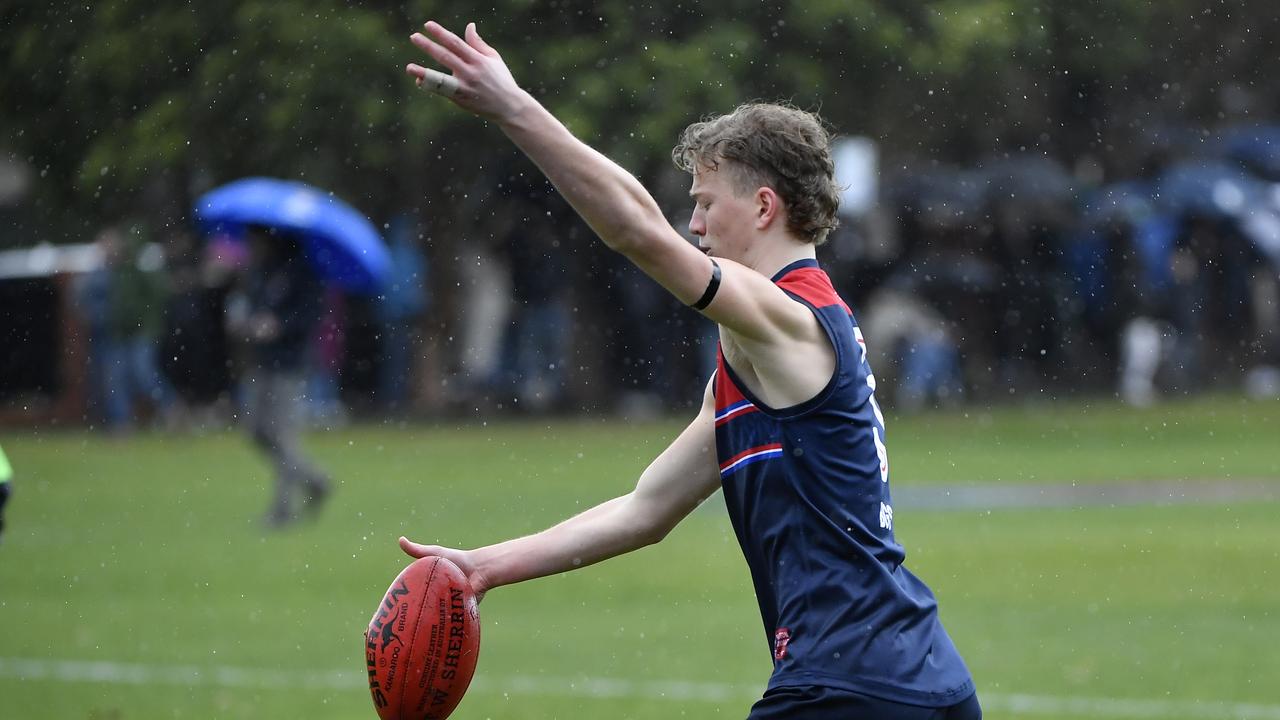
top-left (860, 285), bottom-right (963, 412)
top-left (159, 230), bottom-right (239, 427)
top-left (604, 256), bottom-right (669, 417)
top-left (228, 225), bottom-right (331, 528)
top-left (501, 208), bottom-right (570, 413)
top-left (1172, 216), bottom-right (1261, 386)
top-left (76, 230), bottom-right (114, 425)
top-left (482, 156), bottom-right (573, 413)
top-left (79, 223), bottom-right (175, 433)
top-left (376, 214), bottom-right (430, 414)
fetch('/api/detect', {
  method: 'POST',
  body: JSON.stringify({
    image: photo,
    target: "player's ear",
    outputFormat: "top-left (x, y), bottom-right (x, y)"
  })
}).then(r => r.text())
top-left (754, 187), bottom-right (781, 230)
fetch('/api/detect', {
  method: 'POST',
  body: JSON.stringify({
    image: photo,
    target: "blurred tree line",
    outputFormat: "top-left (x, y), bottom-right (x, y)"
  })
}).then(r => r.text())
top-left (2, 0), bottom-right (1276, 243)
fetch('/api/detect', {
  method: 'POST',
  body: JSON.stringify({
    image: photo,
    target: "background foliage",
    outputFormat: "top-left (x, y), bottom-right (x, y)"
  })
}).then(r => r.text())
top-left (2, 0), bottom-right (1277, 242)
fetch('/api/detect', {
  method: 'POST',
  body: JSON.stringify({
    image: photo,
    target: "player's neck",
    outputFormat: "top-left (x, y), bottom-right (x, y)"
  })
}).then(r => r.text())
top-left (744, 234), bottom-right (817, 280)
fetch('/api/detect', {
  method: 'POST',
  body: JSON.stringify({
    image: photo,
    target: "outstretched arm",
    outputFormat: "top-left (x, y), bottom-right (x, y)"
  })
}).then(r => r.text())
top-left (405, 22), bottom-right (817, 347)
top-left (400, 382), bottom-right (721, 601)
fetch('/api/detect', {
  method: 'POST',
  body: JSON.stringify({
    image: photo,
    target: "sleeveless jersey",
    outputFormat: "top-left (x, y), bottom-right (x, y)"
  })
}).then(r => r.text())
top-left (713, 259), bottom-right (973, 706)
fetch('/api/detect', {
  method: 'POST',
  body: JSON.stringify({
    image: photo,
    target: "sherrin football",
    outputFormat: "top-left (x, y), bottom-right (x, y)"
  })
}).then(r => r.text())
top-left (365, 556), bottom-right (481, 720)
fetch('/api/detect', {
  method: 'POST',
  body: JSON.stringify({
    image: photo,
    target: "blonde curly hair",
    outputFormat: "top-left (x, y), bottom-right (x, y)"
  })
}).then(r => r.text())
top-left (672, 103), bottom-right (840, 245)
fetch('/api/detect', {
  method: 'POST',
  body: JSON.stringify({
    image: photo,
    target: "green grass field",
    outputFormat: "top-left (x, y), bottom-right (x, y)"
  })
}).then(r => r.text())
top-left (2, 395), bottom-right (1278, 719)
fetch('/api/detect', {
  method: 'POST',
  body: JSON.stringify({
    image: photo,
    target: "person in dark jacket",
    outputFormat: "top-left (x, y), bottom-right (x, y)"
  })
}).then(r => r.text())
top-left (230, 225), bottom-right (332, 528)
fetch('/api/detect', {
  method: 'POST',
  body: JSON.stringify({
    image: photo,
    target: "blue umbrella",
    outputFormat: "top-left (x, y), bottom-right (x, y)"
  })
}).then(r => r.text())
top-left (1155, 160), bottom-right (1262, 219)
top-left (1156, 161), bottom-right (1280, 270)
top-left (193, 177), bottom-right (391, 294)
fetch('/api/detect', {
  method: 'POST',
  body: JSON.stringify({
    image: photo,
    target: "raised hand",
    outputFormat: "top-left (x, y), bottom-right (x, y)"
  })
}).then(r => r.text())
top-left (406, 21), bottom-right (531, 123)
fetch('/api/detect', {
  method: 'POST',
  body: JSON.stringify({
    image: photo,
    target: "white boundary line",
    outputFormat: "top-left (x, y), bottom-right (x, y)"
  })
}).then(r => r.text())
top-left (3, 657), bottom-right (1280, 719)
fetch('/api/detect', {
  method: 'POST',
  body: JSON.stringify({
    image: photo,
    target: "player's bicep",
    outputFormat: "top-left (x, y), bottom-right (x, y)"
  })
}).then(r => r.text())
top-left (627, 380), bottom-right (720, 536)
top-left (627, 232), bottom-right (810, 344)
top-left (696, 258), bottom-right (814, 342)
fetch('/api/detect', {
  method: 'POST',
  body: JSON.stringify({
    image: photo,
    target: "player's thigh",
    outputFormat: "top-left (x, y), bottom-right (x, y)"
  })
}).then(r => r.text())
top-left (747, 686), bottom-right (972, 720)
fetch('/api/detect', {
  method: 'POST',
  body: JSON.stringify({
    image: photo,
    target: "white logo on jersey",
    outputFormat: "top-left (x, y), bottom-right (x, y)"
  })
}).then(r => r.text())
top-left (858, 326), bottom-right (889, 477)
top-left (879, 502), bottom-right (894, 530)
top-left (873, 426), bottom-right (888, 482)
top-left (856, 328), bottom-right (887, 429)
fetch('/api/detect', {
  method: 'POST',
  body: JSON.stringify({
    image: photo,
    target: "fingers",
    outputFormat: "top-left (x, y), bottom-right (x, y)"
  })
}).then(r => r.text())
top-left (465, 22), bottom-right (498, 57)
top-left (408, 21), bottom-right (497, 100)
top-left (418, 68), bottom-right (460, 98)
top-left (410, 31), bottom-right (463, 71)
top-left (396, 537), bottom-right (485, 601)
top-left (405, 63), bottom-right (427, 84)
top-left (406, 64), bottom-right (458, 97)
top-left (399, 535), bottom-right (436, 558)
top-left (423, 21), bottom-right (480, 64)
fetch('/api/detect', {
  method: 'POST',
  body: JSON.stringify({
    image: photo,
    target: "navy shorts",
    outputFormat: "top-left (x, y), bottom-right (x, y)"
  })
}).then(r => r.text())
top-left (747, 686), bottom-right (982, 720)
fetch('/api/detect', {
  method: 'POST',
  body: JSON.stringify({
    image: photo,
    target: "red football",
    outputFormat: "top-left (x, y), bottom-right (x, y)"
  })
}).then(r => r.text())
top-left (365, 556), bottom-right (481, 720)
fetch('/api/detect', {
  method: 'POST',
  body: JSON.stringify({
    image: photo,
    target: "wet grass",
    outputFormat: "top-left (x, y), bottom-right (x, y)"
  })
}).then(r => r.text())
top-left (889, 394), bottom-right (1280, 485)
top-left (1, 393), bottom-right (1276, 719)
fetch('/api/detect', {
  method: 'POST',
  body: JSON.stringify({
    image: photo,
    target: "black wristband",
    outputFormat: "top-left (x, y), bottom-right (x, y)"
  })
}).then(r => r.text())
top-left (691, 258), bottom-right (722, 311)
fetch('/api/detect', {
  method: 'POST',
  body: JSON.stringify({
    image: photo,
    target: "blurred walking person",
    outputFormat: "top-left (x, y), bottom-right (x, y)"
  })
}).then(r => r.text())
top-left (228, 225), bottom-right (332, 528)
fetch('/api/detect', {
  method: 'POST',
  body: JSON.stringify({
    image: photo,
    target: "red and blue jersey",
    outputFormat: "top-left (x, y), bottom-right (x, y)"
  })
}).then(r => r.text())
top-left (713, 259), bottom-right (973, 706)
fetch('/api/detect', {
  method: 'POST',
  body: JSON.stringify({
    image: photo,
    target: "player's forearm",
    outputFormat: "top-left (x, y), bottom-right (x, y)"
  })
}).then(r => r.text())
top-left (497, 95), bottom-right (670, 256)
top-left (470, 493), bottom-right (659, 590)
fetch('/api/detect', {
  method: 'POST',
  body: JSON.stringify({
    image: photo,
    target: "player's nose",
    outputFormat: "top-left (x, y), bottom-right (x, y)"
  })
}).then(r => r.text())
top-left (689, 211), bottom-right (705, 237)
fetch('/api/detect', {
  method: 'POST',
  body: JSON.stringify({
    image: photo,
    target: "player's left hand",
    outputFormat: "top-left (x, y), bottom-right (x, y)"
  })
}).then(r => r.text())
top-left (406, 22), bottom-right (531, 124)
top-left (398, 536), bottom-right (490, 603)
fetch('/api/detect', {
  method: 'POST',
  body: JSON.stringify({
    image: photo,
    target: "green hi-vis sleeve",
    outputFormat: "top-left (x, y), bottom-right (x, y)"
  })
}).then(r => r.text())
top-left (0, 445), bottom-right (11, 483)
